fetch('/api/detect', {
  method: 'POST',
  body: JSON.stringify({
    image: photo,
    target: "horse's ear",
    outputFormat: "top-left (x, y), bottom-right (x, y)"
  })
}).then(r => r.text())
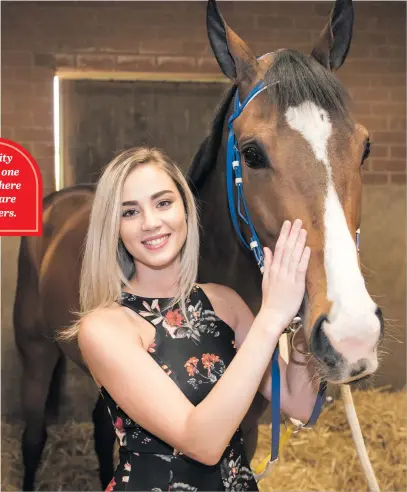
top-left (207, 0), bottom-right (258, 86)
top-left (311, 0), bottom-right (354, 71)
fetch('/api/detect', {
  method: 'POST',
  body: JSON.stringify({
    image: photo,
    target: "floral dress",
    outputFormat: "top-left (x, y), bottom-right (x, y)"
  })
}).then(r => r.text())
top-left (101, 284), bottom-right (259, 492)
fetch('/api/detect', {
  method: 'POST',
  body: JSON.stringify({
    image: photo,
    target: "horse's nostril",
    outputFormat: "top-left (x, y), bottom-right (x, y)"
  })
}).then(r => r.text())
top-left (375, 306), bottom-right (385, 339)
top-left (350, 362), bottom-right (367, 378)
top-left (310, 314), bottom-right (342, 369)
top-left (323, 354), bottom-right (337, 368)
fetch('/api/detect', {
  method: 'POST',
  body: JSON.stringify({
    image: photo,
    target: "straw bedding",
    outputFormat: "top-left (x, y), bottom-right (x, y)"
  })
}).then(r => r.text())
top-left (2, 387), bottom-right (405, 491)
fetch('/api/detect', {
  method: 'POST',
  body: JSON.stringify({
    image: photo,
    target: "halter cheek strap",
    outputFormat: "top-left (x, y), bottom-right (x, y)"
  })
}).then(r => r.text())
top-left (226, 81), bottom-right (268, 273)
top-left (226, 80), bottom-right (328, 479)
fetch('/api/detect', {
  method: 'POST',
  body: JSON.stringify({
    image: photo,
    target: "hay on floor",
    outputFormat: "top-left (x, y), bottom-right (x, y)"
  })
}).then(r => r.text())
top-left (1, 387), bottom-right (406, 491)
top-left (251, 387), bottom-right (406, 491)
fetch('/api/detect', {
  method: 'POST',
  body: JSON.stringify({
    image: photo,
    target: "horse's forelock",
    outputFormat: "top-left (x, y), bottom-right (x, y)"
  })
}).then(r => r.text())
top-left (264, 49), bottom-right (352, 123)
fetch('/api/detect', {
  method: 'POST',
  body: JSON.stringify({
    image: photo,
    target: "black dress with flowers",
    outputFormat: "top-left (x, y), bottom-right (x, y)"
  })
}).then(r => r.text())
top-left (101, 284), bottom-right (259, 492)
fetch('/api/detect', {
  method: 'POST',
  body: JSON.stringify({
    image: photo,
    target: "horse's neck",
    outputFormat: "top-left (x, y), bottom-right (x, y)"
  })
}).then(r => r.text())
top-left (197, 138), bottom-right (262, 313)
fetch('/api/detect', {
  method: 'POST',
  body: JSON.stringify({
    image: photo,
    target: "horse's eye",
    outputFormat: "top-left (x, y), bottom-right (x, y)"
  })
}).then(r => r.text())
top-left (242, 146), bottom-right (266, 169)
top-left (362, 139), bottom-right (371, 164)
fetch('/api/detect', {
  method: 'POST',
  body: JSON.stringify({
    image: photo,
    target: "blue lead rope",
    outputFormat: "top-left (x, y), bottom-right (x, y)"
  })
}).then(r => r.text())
top-left (225, 80), bottom-right (327, 473)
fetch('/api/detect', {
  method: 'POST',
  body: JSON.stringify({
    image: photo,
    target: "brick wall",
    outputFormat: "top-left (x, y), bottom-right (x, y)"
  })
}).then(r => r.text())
top-left (2, 1), bottom-right (406, 195)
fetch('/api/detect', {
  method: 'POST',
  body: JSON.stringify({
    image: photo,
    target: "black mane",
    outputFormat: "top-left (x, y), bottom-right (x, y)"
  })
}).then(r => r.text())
top-left (188, 85), bottom-right (236, 194)
top-left (189, 49), bottom-right (351, 192)
top-left (265, 49), bottom-right (350, 119)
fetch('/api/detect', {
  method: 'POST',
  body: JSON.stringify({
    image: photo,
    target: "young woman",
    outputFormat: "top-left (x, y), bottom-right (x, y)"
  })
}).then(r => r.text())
top-left (73, 146), bottom-right (317, 491)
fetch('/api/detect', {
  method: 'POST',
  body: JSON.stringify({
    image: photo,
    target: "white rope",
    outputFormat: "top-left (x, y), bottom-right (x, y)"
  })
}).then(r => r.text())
top-left (340, 385), bottom-right (380, 492)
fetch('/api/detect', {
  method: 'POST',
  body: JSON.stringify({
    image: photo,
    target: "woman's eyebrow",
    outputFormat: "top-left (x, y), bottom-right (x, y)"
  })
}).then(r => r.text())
top-left (122, 190), bottom-right (175, 206)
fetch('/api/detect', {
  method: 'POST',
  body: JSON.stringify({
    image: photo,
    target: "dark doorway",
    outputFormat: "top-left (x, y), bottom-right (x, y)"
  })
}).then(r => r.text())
top-left (61, 79), bottom-right (228, 186)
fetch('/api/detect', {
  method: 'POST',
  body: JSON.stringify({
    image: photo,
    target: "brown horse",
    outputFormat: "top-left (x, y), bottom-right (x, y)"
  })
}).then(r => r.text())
top-left (13, 0), bottom-right (384, 489)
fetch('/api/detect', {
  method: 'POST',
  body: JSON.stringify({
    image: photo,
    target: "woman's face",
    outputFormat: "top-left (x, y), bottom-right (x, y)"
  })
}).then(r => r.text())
top-left (120, 163), bottom-right (187, 270)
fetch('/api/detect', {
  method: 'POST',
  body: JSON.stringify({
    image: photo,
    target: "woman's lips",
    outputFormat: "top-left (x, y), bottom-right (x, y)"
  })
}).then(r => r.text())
top-left (142, 234), bottom-right (170, 250)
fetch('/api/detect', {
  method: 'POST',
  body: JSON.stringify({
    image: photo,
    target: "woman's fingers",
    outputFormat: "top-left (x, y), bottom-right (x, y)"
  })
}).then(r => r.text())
top-left (272, 220), bottom-right (291, 271)
top-left (295, 246), bottom-right (311, 282)
top-left (287, 228), bottom-right (307, 276)
top-left (280, 219), bottom-right (303, 273)
top-left (261, 247), bottom-right (273, 292)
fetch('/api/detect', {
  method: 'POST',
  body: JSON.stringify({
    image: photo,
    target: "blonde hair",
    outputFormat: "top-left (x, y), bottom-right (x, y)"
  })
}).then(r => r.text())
top-left (60, 146), bottom-right (200, 340)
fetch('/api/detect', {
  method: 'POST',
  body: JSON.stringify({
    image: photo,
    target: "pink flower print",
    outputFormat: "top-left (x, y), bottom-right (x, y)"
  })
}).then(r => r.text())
top-left (165, 309), bottom-right (185, 327)
top-left (114, 417), bottom-right (124, 431)
top-left (148, 342), bottom-right (156, 353)
top-left (114, 417), bottom-right (126, 446)
top-left (124, 462), bottom-right (131, 472)
top-left (184, 356), bottom-right (199, 376)
top-left (202, 353), bottom-right (220, 376)
top-left (105, 478), bottom-right (116, 492)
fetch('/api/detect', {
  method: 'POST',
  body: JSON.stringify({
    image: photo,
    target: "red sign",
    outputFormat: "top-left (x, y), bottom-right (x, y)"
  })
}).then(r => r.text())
top-left (0, 138), bottom-right (43, 236)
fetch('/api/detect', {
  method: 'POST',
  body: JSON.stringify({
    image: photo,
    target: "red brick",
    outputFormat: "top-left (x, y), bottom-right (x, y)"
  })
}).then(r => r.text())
top-left (360, 117), bottom-right (389, 132)
top-left (349, 88), bottom-right (390, 102)
top-left (370, 132), bottom-right (406, 145)
top-left (369, 74), bottom-right (405, 87)
top-left (196, 57), bottom-right (223, 74)
top-left (390, 147), bottom-right (406, 160)
top-left (12, 67), bottom-right (52, 83)
top-left (156, 56), bottom-right (196, 72)
top-left (351, 102), bottom-right (373, 116)
top-left (139, 40), bottom-right (183, 55)
top-left (2, 50), bottom-right (33, 67)
top-left (387, 60), bottom-right (407, 74)
top-left (32, 142), bottom-right (54, 158)
top-left (1, 127), bottom-right (15, 140)
top-left (257, 15), bottom-right (294, 29)
top-left (362, 172), bottom-right (389, 185)
top-left (54, 53), bottom-right (76, 68)
top-left (373, 45), bottom-right (406, 59)
top-left (338, 73), bottom-right (372, 89)
top-left (18, 128), bottom-right (53, 142)
top-left (3, 112), bottom-right (35, 127)
top-left (390, 174), bottom-right (406, 185)
top-left (386, 29), bottom-right (406, 45)
top-left (389, 117), bottom-right (406, 131)
top-left (116, 55), bottom-right (156, 71)
top-left (389, 87), bottom-right (406, 102)
top-left (370, 145), bottom-right (389, 159)
top-left (181, 41), bottom-right (209, 56)
top-left (77, 54), bottom-right (115, 70)
top-left (372, 160), bottom-right (406, 172)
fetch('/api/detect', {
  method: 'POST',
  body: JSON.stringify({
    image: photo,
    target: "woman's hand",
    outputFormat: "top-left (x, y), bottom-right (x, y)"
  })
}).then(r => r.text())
top-left (260, 219), bottom-right (310, 333)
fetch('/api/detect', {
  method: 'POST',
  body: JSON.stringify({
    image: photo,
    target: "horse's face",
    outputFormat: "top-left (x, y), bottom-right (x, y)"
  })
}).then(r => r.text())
top-left (207, 0), bottom-right (383, 384)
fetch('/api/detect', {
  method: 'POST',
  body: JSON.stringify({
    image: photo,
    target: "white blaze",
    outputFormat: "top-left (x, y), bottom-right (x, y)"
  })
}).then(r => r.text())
top-left (285, 102), bottom-right (379, 346)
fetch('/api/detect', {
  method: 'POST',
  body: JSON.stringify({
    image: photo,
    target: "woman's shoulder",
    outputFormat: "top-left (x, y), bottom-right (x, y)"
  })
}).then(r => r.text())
top-left (78, 303), bottom-right (142, 348)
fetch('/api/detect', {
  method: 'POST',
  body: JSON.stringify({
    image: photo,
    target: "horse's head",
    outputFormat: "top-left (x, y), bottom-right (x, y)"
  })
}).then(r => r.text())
top-left (207, 0), bottom-right (384, 384)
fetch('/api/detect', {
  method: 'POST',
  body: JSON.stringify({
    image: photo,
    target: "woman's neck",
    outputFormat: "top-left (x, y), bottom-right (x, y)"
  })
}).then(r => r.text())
top-left (126, 259), bottom-right (181, 298)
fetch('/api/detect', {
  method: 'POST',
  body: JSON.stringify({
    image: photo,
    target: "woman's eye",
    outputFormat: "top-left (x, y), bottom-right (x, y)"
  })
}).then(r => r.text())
top-left (361, 140), bottom-right (371, 164)
top-left (157, 200), bottom-right (172, 208)
top-left (122, 208), bottom-right (138, 218)
top-left (242, 146), bottom-right (267, 169)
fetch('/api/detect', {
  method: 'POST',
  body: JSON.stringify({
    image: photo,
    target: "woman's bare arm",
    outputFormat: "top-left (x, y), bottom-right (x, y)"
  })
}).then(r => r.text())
top-left (79, 305), bottom-right (282, 466)
top-left (213, 285), bottom-right (319, 423)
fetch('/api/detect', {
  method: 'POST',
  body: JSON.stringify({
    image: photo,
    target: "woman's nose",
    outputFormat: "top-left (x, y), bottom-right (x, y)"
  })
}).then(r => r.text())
top-left (141, 210), bottom-right (161, 230)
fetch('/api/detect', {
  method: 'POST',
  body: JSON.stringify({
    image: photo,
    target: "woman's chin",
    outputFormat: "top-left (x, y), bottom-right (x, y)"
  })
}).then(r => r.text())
top-left (139, 249), bottom-right (180, 270)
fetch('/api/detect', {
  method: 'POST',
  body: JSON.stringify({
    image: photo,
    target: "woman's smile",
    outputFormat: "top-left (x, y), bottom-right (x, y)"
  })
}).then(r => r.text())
top-left (142, 233), bottom-right (171, 250)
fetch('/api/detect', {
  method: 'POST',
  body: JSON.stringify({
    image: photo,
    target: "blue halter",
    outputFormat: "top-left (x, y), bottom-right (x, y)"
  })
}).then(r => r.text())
top-left (226, 81), bottom-right (326, 473)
